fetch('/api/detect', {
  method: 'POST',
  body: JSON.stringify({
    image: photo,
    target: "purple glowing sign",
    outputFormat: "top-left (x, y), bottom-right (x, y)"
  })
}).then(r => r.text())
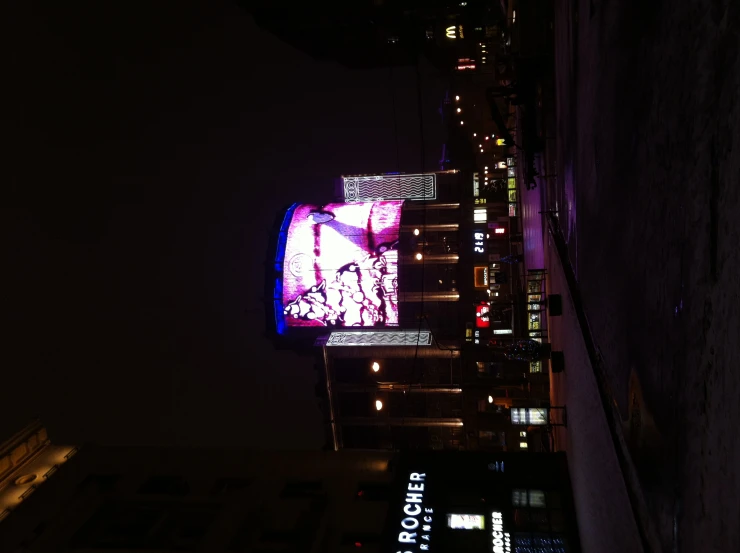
top-left (281, 201), bottom-right (403, 329)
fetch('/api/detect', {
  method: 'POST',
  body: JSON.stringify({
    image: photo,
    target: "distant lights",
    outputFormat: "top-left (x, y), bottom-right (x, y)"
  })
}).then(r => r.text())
top-left (413, 228), bottom-right (420, 236)
top-left (455, 95), bottom-right (460, 101)
top-left (488, 395), bottom-right (494, 403)
top-left (485, 136), bottom-right (489, 140)
top-left (415, 253), bottom-right (423, 260)
top-left (457, 107), bottom-right (462, 113)
top-left (484, 166), bottom-right (488, 170)
top-left (473, 133), bottom-right (477, 137)
top-left (375, 400), bottom-right (384, 411)
top-left (371, 361), bottom-right (380, 372)
top-left (460, 121), bottom-right (464, 125)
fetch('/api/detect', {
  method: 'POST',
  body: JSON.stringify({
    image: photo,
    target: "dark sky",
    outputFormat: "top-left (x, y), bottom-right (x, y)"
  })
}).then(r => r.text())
top-left (4, 1), bottom-right (446, 448)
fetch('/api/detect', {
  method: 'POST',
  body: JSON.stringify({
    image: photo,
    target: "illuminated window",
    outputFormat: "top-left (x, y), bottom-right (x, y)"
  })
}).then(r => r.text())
top-left (474, 208), bottom-right (487, 222)
top-left (520, 431), bottom-right (527, 437)
top-left (520, 442), bottom-right (528, 449)
top-left (530, 360), bottom-right (542, 373)
top-left (512, 489), bottom-right (546, 508)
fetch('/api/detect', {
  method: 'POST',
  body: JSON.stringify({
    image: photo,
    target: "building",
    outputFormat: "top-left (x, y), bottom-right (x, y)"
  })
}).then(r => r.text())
top-left (239, 0), bottom-right (506, 70)
top-left (0, 422), bottom-right (580, 553)
top-left (267, 169), bottom-right (556, 453)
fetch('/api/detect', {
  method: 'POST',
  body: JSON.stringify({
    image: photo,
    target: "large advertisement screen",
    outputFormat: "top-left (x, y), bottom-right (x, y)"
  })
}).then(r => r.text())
top-left (278, 201), bottom-right (403, 330)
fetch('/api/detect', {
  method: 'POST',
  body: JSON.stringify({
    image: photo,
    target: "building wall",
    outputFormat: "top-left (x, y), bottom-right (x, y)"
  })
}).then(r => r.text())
top-left (0, 444), bottom-right (396, 553)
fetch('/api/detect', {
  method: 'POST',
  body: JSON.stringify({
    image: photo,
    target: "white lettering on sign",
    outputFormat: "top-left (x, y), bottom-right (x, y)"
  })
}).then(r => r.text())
top-left (490, 512), bottom-right (511, 553)
top-left (397, 473), bottom-right (433, 552)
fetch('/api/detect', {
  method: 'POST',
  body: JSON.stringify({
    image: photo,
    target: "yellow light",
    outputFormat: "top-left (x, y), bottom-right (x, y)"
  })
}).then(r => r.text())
top-left (375, 400), bottom-right (384, 411)
top-left (520, 441), bottom-right (528, 449)
top-left (413, 228), bottom-right (420, 236)
top-left (496, 138), bottom-right (505, 146)
top-left (371, 362), bottom-right (380, 372)
top-left (488, 395), bottom-right (494, 403)
top-left (415, 253), bottom-right (423, 260)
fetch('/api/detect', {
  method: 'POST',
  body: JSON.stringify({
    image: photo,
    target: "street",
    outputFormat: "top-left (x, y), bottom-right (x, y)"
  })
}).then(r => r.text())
top-left (548, 0), bottom-right (740, 551)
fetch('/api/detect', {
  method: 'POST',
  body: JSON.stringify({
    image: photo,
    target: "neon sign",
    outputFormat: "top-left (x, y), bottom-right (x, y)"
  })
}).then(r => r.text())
top-left (278, 201), bottom-right (403, 331)
top-left (446, 26), bottom-right (456, 39)
top-left (397, 472), bottom-right (434, 552)
top-left (473, 231), bottom-right (486, 253)
top-left (490, 512), bottom-right (511, 553)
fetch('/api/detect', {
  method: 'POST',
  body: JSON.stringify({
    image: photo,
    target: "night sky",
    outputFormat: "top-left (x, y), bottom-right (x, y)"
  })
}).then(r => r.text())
top-left (3, 1), bottom-right (446, 448)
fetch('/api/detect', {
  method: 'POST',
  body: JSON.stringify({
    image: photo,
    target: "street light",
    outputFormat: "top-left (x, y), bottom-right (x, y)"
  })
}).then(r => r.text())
top-left (488, 395), bottom-right (494, 403)
top-left (455, 95), bottom-right (460, 101)
top-left (415, 253), bottom-right (423, 261)
top-left (375, 400), bottom-right (384, 411)
top-left (460, 121), bottom-right (464, 125)
top-left (457, 107), bottom-right (462, 113)
top-left (413, 228), bottom-right (420, 236)
top-left (371, 362), bottom-right (380, 372)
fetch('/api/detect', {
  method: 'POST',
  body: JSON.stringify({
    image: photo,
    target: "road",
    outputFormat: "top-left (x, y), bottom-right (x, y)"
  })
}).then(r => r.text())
top-left (549, 0), bottom-right (740, 551)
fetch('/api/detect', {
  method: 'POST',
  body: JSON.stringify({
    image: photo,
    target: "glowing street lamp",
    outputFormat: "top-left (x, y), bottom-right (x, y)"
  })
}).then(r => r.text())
top-left (371, 362), bottom-right (380, 372)
top-left (415, 253), bottom-right (423, 261)
top-left (413, 228), bottom-right (420, 236)
top-left (375, 400), bottom-right (384, 411)
top-left (460, 121), bottom-right (464, 125)
top-left (488, 395), bottom-right (494, 403)
top-left (455, 95), bottom-right (460, 101)
top-left (456, 107), bottom-right (462, 113)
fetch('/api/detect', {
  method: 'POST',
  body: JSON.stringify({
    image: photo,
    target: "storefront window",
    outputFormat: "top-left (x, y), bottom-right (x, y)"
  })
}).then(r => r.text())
top-left (529, 360), bottom-right (542, 373)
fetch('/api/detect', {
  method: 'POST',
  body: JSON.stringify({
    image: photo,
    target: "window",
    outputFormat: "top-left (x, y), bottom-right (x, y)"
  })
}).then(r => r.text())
top-left (355, 482), bottom-right (390, 501)
top-left (280, 480), bottom-right (322, 498)
top-left (513, 533), bottom-right (567, 553)
top-left (519, 441), bottom-right (528, 449)
top-left (512, 489), bottom-right (547, 508)
top-left (70, 501), bottom-right (217, 551)
top-left (474, 208), bottom-right (487, 222)
top-left (138, 475), bottom-right (189, 496)
top-left (519, 431), bottom-right (527, 437)
top-left (530, 360), bottom-right (542, 373)
top-left (77, 474), bottom-right (120, 494)
top-left (211, 477), bottom-right (251, 495)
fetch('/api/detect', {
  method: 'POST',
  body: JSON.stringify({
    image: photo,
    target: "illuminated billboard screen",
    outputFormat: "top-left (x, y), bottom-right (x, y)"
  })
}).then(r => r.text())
top-left (277, 201), bottom-right (403, 331)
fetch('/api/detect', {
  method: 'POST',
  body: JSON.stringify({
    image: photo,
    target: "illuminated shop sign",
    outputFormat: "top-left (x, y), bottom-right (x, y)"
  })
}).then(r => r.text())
top-left (474, 266), bottom-right (489, 288)
top-left (476, 302), bottom-right (491, 328)
top-left (397, 472), bottom-right (434, 552)
top-left (278, 201), bottom-right (403, 331)
top-left (446, 26), bottom-right (456, 38)
top-left (490, 512), bottom-right (511, 553)
top-left (326, 330), bottom-right (432, 347)
top-left (511, 407), bottom-right (548, 426)
top-left (474, 208), bottom-right (487, 222)
top-left (448, 514), bottom-right (485, 530)
top-left (473, 172), bottom-right (480, 197)
top-left (342, 173), bottom-right (436, 202)
top-left (473, 231), bottom-right (487, 253)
